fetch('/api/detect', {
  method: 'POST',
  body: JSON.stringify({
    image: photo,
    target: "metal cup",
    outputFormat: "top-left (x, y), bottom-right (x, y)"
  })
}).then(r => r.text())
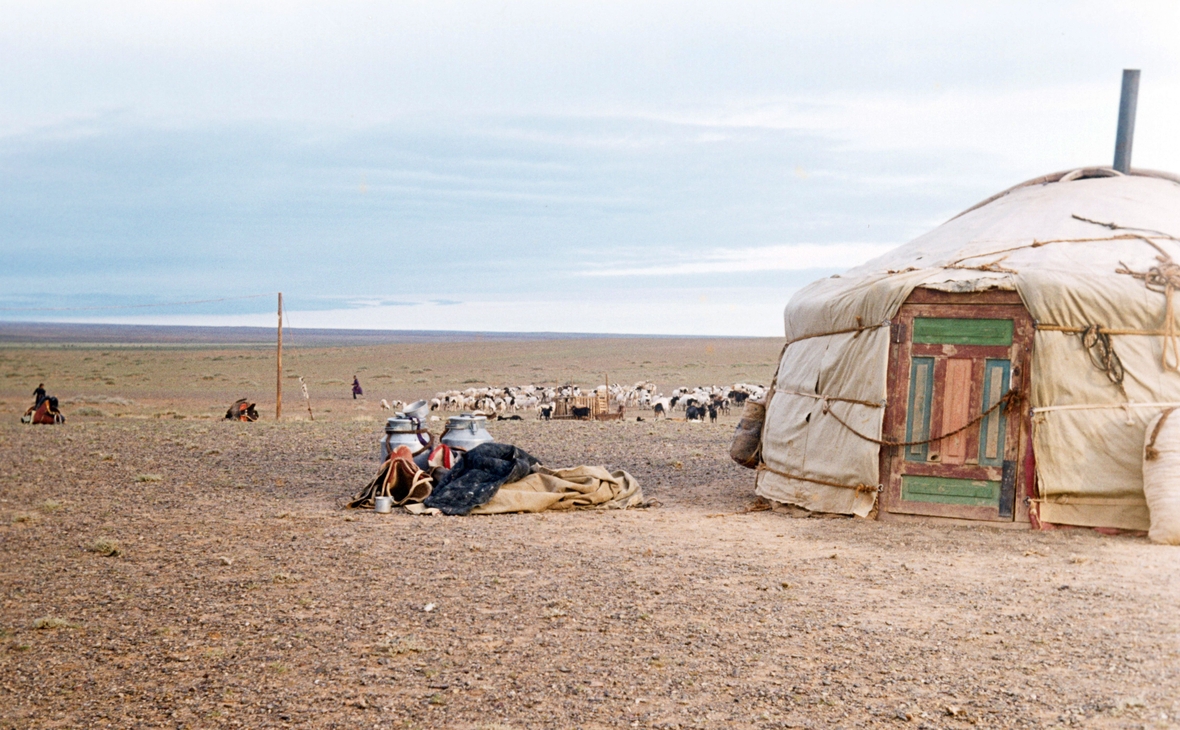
top-left (374, 496), bottom-right (393, 514)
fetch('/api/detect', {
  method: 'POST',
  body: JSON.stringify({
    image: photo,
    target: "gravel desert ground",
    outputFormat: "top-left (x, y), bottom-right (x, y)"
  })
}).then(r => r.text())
top-left (1, 335), bottom-right (1178, 729)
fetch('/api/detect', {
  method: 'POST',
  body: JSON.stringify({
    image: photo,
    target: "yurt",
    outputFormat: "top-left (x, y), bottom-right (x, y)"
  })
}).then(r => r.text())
top-left (754, 165), bottom-right (1180, 531)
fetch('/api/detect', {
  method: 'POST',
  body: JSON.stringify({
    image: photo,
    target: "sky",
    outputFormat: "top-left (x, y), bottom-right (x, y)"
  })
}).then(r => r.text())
top-left (3, 2), bottom-right (1180, 336)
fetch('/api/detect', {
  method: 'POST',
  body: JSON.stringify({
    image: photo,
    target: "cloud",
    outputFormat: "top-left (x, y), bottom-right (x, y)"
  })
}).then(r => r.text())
top-left (583, 242), bottom-right (897, 277)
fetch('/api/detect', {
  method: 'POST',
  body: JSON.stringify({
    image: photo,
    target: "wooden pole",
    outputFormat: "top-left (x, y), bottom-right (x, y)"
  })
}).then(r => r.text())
top-left (276, 292), bottom-right (283, 420)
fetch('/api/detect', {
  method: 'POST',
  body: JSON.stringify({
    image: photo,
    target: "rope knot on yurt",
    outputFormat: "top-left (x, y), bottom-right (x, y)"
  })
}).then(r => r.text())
top-left (1117, 243), bottom-right (1180, 372)
top-left (1078, 325), bottom-right (1126, 386)
top-left (1144, 407), bottom-right (1177, 462)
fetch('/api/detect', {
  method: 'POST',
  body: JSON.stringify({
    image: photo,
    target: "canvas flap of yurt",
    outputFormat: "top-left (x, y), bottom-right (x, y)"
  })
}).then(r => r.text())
top-left (757, 171), bottom-right (1180, 530)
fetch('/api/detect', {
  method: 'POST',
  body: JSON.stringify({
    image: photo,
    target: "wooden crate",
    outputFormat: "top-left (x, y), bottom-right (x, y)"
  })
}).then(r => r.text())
top-left (551, 394), bottom-right (624, 421)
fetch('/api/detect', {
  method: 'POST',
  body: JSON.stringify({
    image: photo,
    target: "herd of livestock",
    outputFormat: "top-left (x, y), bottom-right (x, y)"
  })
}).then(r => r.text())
top-left (379, 382), bottom-right (767, 421)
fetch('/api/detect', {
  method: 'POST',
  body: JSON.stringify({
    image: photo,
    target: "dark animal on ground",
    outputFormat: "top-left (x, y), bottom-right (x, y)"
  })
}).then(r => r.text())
top-left (686, 404), bottom-right (706, 422)
top-left (571, 406), bottom-right (592, 419)
top-left (636, 416), bottom-right (644, 422)
top-left (669, 395), bottom-right (680, 410)
top-left (708, 404), bottom-right (718, 423)
top-left (653, 403), bottom-right (665, 418)
top-left (539, 404), bottom-right (554, 420)
top-left (728, 390), bottom-right (750, 405)
top-left (497, 415), bottom-right (523, 421)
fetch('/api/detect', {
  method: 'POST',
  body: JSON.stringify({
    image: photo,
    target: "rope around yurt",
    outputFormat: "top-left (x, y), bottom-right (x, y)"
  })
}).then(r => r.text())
top-left (815, 387), bottom-right (1022, 449)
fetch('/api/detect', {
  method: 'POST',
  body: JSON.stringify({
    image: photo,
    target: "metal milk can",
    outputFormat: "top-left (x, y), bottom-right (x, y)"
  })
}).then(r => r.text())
top-left (378, 416), bottom-right (433, 461)
top-left (440, 413), bottom-right (493, 452)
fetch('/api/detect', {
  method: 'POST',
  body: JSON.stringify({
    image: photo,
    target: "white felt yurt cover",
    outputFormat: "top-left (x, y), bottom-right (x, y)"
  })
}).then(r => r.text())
top-left (757, 170), bottom-right (1180, 530)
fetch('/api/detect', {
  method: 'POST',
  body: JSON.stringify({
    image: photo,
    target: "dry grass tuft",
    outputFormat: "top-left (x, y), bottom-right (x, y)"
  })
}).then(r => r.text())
top-left (39, 499), bottom-right (62, 513)
top-left (32, 616), bottom-right (79, 630)
top-left (135, 474), bottom-right (163, 482)
top-left (74, 406), bottom-right (107, 417)
top-left (89, 538), bottom-right (122, 557)
top-left (372, 635), bottom-right (423, 656)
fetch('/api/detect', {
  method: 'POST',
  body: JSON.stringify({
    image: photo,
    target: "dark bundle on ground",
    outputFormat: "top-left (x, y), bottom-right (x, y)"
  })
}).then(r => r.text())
top-left (225, 398), bottom-right (259, 422)
top-left (423, 443), bottom-right (538, 515)
top-left (23, 396), bottom-right (65, 425)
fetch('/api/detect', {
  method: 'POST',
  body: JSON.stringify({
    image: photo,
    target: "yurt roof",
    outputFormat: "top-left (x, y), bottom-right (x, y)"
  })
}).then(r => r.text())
top-left (845, 167), bottom-right (1180, 286)
top-left (786, 168), bottom-right (1180, 342)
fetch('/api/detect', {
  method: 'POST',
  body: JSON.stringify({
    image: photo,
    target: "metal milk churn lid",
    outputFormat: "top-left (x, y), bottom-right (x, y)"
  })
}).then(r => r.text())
top-left (378, 416), bottom-right (431, 461)
top-left (440, 413), bottom-right (494, 452)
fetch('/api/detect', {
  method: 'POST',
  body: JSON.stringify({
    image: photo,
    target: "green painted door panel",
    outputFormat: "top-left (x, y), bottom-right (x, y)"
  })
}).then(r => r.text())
top-left (901, 475), bottom-right (1000, 506)
top-left (978, 359), bottom-right (1011, 467)
top-left (912, 318), bottom-right (1014, 346)
top-left (905, 357), bottom-right (934, 462)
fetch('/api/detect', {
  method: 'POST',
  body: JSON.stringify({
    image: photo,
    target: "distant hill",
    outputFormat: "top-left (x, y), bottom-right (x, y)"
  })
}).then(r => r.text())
top-left (0, 322), bottom-right (668, 347)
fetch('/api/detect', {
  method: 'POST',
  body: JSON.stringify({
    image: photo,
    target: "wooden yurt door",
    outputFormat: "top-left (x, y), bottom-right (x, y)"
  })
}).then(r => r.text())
top-left (880, 289), bottom-right (1034, 522)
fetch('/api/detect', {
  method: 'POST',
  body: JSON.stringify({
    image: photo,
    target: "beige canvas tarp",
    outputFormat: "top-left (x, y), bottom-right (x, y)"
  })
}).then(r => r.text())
top-left (470, 465), bottom-right (643, 514)
top-left (406, 465), bottom-right (644, 515)
top-left (757, 171), bottom-right (1180, 529)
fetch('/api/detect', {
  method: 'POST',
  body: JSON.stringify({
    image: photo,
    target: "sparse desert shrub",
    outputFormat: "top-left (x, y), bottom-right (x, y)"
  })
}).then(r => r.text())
top-left (372, 635), bottom-right (423, 656)
top-left (135, 474), bottom-right (163, 482)
top-left (39, 499), bottom-right (62, 513)
top-left (89, 538), bottom-right (121, 557)
top-left (11, 513), bottom-right (35, 524)
top-left (74, 406), bottom-right (106, 417)
top-left (32, 616), bottom-right (79, 630)
top-left (65, 395), bottom-right (134, 406)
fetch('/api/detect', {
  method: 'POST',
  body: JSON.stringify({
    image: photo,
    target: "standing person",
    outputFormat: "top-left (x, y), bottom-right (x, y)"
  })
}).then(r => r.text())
top-left (33, 383), bottom-right (46, 407)
top-left (352, 376), bottom-right (363, 400)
